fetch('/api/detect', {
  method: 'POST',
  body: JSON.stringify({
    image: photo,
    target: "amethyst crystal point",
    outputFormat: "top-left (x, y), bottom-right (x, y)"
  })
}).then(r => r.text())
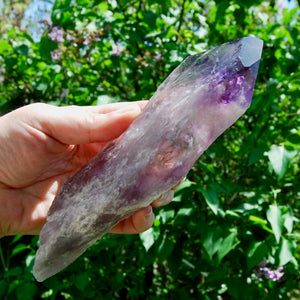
top-left (33, 36), bottom-right (263, 281)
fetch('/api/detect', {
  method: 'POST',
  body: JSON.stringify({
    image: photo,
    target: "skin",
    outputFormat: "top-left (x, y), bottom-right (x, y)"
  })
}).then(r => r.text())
top-left (0, 102), bottom-right (176, 238)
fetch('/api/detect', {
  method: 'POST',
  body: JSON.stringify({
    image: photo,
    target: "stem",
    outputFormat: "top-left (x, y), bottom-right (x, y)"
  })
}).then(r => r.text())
top-left (176, 0), bottom-right (187, 41)
top-left (0, 241), bottom-right (7, 271)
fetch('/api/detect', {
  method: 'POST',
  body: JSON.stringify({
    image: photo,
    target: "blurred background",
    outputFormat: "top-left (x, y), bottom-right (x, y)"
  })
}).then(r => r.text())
top-left (0, 0), bottom-right (299, 299)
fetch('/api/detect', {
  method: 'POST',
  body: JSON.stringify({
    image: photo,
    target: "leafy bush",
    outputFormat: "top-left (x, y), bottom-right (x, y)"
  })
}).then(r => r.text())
top-left (0, 0), bottom-right (299, 299)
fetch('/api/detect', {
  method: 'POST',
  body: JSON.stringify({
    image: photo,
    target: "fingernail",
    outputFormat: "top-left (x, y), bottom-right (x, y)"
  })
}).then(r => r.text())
top-left (144, 205), bottom-right (153, 218)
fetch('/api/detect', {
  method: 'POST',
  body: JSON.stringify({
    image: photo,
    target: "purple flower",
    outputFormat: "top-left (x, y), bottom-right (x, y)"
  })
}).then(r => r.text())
top-left (50, 50), bottom-right (62, 61)
top-left (66, 33), bottom-right (75, 42)
top-left (257, 260), bottom-right (268, 268)
top-left (111, 41), bottom-right (123, 56)
top-left (263, 266), bottom-right (284, 281)
top-left (49, 26), bottom-right (64, 43)
top-left (94, 35), bottom-right (101, 42)
top-left (83, 37), bottom-right (91, 46)
top-left (155, 52), bottom-right (162, 61)
top-left (253, 261), bottom-right (284, 282)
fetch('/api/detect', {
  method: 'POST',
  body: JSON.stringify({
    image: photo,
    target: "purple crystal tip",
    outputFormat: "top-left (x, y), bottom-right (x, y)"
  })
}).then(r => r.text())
top-left (239, 36), bottom-right (263, 67)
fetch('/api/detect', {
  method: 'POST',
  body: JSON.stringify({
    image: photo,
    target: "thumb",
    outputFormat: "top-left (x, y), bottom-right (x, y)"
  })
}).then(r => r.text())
top-left (26, 102), bottom-right (146, 145)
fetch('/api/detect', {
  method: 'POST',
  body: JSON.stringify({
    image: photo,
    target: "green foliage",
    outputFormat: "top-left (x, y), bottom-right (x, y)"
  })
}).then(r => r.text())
top-left (1, 0), bottom-right (300, 299)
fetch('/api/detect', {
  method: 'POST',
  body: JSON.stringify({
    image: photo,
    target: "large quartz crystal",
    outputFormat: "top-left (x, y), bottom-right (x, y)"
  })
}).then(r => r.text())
top-left (33, 36), bottom-right (263, 281)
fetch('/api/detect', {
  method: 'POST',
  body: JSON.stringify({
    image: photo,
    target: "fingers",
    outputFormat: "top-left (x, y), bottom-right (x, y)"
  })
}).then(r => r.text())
top-left (151, 178), bottom-right (185, 208)
top-left (109, 190), bottom-right (173, 234)
top-left (109, 205), bottom-right (154, 234)
top-left (84, 101), bottom-right (148, 114)
top-left (109, 179), bottom-right (186, 235)
top-left (151, 190), bottom-right (174, 208)
top-left (20, 101), bottom-right (148, 145)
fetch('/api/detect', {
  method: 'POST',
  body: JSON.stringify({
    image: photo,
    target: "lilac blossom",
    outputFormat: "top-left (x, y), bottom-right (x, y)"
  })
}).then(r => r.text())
top-left (94, 35), bottom-right (101, 42)
top-left (66, 33), bottom-right (75, 42)
top-left (50, 50), bottom-right (62, 61)
top-left (263, 266), bottom-right (284, 281)
top-left (49, 26), bottom-right (64, 43)
top-left (254, 261), bottom-right (284, 282)
top-left (83, 37), bottom-right (91, 46)
top-left (155, 52), bottom-right (162, 61)
top-left (111, 41), bottom-right (123, 56)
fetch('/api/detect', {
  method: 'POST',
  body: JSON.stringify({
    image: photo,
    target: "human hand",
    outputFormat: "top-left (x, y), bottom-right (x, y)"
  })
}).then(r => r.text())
top-left (0, 102), bottom-right (176, 238)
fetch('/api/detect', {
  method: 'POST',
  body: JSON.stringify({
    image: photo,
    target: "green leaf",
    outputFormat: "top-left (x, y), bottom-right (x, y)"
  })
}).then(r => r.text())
top-left (158, 208), bottom-right (175, 224)
top-left (217, 230), bottom-right (239, 263)
top-left (0, 280), bottom-right (8, 299)
top-left (200, 187), bottom-right (224, 217)
top-left (97, 95), bottom-right (119, 105)
top-left (248, 146), bottom-right (265, 166)
top-left (16, 44), bottom-right (29, 56)
top-left (173, 179), bottom-right (194, 202)
top-left (266, 205), bottom-right (284, 243)
top-left (140, 227), bottom-right (158, 251)
top-left (71, 272), bottom-right (90, 291)
top-left (234, 7), bottom-right (245, 25)
top-left (215, 0), bottom-right (229, 22)
top-left (202, 227), bottom-right (223, 260)
top-left (4, 267), bottom-right (23, 278)
top-left (176, 207), bottom-right (193, 217)
top-left (10, 235), bottom-right (23, 244)
top-left (227, 277), bottom-right (251, 300)
top-left (265, 145), bottom-right (297, 180)
top-left (287, 133), bottom-right (300, 145)
top-left (157, 234), bottom-right (174, 261)
top-left (167, 245), bottom-right (183, 277)
top-left (249, 215), bottom-right (267, 225)
top-left (0, 40), bottom-right (11, 54)
top-left (249, 215), bottom-right (273, 234)
top-left (143, 11), bottom-right (157, 29)
top-left (15, 282), bottom-right (38, 300)
top-left (19, 32), bottom-right (34, 43)
top-left (35, 82), bottom-right (48, 94)
top-left (11, 244), bottom-right (30, 258)
top-left (282, 207), bottom-right (294, 234)
top-left (232, 202), bottom-right (259, 215)
top-left (25, 254), bottom-right (35, 270)
top-left (278, 238), bottom-right (295, 266)
top-left (169, 50), bottom-right (183, 63)
top-left (246, 241), bottom-right (268, 271)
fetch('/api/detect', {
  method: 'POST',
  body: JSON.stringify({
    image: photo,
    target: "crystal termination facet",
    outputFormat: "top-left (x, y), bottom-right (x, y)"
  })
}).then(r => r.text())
top-left (33, 36), bottom-right (263, 281)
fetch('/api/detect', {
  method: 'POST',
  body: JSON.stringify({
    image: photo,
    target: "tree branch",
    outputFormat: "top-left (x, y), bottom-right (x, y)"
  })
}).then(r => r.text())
top-left (176, 0), bottom-right (187, 41)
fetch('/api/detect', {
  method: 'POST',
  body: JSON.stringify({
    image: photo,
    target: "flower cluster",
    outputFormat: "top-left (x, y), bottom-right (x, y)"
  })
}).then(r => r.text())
top-left (48, 26), bottom-right (64, 43)
top-left (263, 266), bottom-right (284, 281)
top-left (48, 26), bottom-right (103, 61)
top-left (50, 50), bottom-right (62, 62)
top-left (253, 261), bottom-right (284, 282)
top-left (111, 41), bottom-right (124, 56)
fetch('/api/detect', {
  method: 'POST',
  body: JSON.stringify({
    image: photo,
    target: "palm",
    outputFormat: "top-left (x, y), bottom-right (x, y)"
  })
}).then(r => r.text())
top-left (0, 116), bottom-right (106, 235)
